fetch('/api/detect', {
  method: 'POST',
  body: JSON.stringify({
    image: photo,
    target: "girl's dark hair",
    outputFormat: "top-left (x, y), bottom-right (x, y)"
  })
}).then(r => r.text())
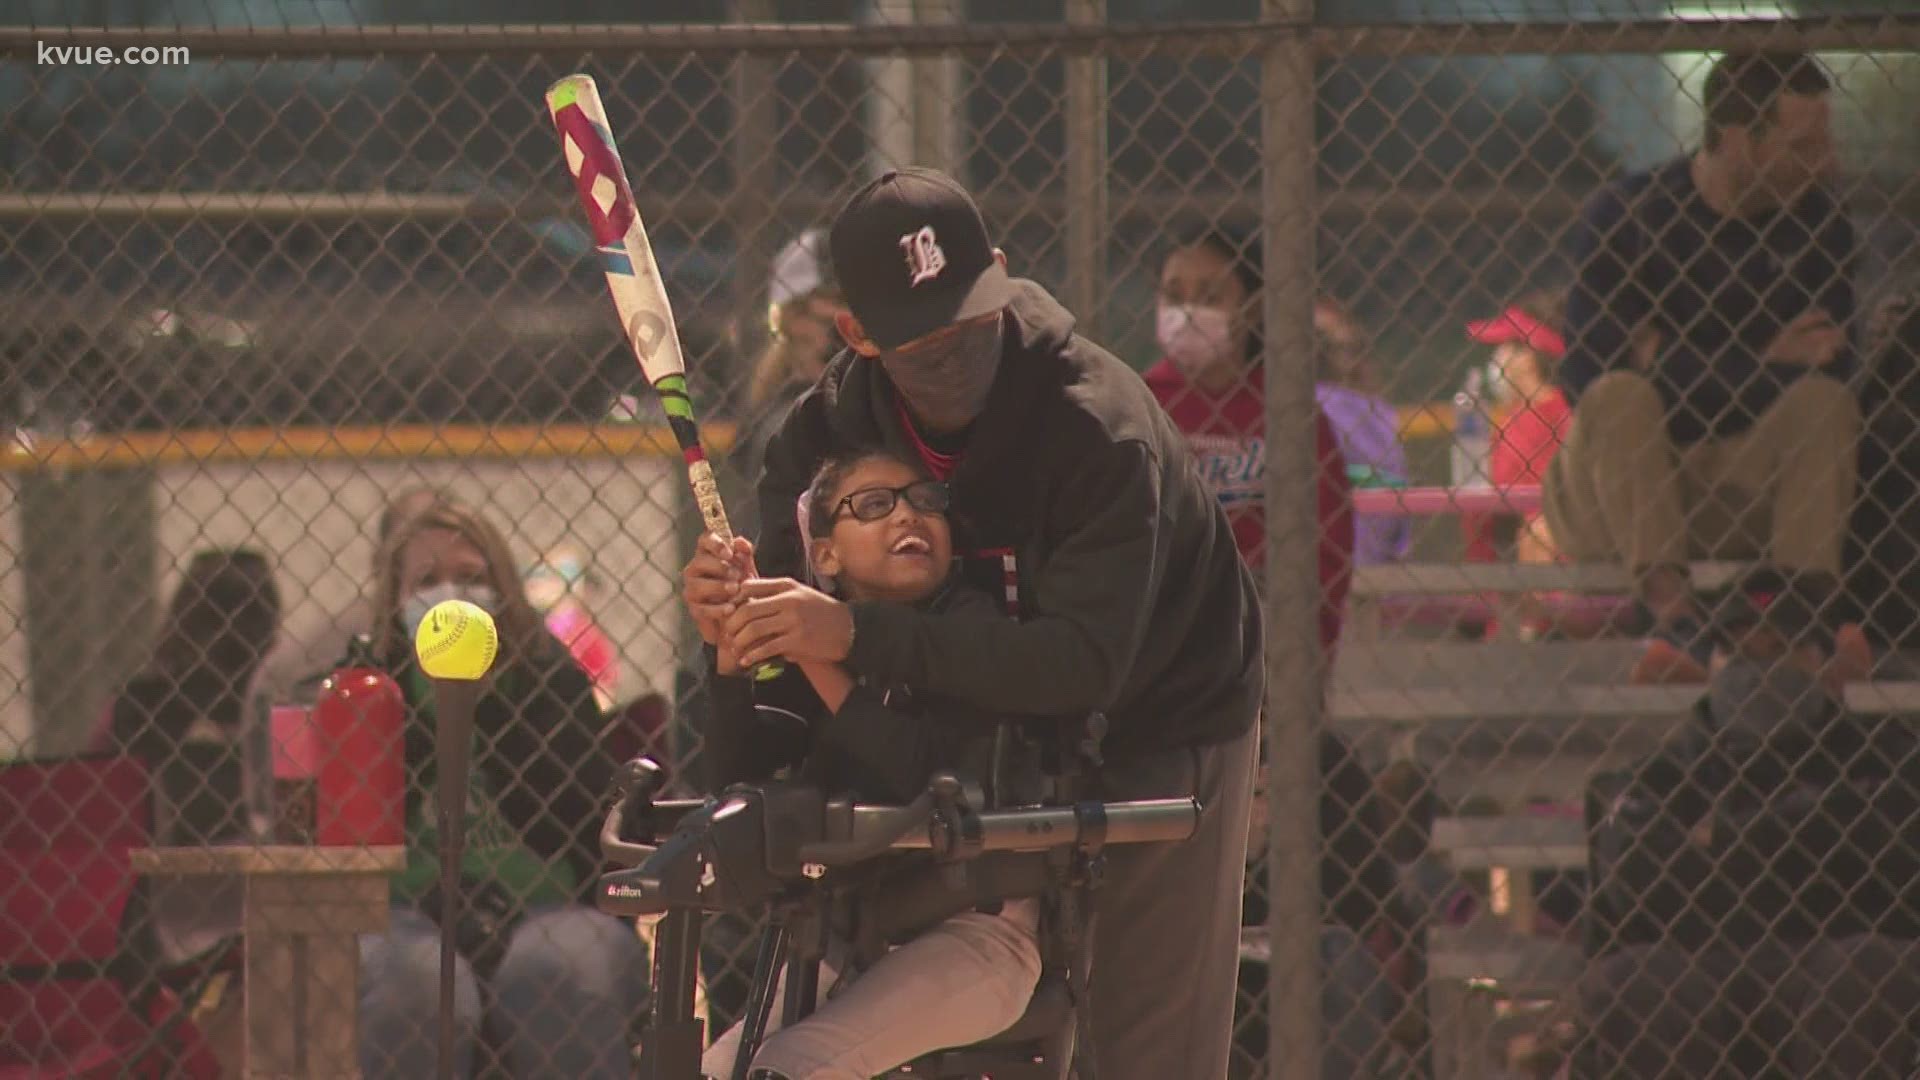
top-left (151, 548), bottom-right (282, 679)
top-left (1166, 227), bottom-right (1264, 363)
top-left (802, 446), bottom-right (931, 541)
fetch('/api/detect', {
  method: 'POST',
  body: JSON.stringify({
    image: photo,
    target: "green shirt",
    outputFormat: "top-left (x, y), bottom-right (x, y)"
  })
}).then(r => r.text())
top-left (388, 667), bottom-right (578, 910)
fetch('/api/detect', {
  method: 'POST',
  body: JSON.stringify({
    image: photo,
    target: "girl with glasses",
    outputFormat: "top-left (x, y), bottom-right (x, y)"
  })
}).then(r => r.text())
top-left (695, 447), bottom-right (1046, 1080)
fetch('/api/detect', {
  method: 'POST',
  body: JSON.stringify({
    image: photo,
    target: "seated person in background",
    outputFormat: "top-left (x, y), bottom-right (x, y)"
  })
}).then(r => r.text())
top-left (1470, 288), bottom-right (1572, 566)
top-left (1846, 283), bottom-right (1920, 660)
top-left (1144, 228), bottom-right (1358, 633)
top-left (1469, 288), bottom-right (1582, 639)
top-left (1577, 576), bottom-right (1918, 1075)
top-left (100, 548), bottom-right (281, 846)
top-left (353, 499), bottom-right (644, 1080)
top-left (1314, 295), bottom-right (1411, 566)
top-left (1705, 566), bottom-right (1872, 690)
top-left (1547, 51), bottom-right (1861, 670)
top-left (96, 548), bottom-right (281, 1069)
top-left (259, 483), bottom-right (445, 701)
top-left (698, 448), bottom-right (1046, 1080)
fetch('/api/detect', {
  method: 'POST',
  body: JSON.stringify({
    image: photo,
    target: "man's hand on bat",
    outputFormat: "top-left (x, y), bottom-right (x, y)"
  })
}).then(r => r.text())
top-left (682, 533), bottom-right (758, 647)
top-left (724, 578), bottom-right (856, 668)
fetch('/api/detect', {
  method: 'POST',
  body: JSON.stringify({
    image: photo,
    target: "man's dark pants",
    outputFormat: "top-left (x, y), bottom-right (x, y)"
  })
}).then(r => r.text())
top-left (1089, 722), bottom-right (1259, 1080)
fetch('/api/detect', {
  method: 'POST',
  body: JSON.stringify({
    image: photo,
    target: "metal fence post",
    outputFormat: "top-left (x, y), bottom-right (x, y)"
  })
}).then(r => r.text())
top-left (731, 0), bottom-right (780, 378)
top-left (863, 0), bottom-right (963, 179)
top-left (20, 467), bottom-right (157, 756)
top-left (1064, 0), bottom-right (1107, 338)
top-left (1260, 1), bottom-right (1320, 1077)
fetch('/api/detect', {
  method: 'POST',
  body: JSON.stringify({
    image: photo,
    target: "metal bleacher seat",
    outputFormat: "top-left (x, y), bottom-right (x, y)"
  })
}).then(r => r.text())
top-left (1347, 559), bottom-right (1750, 642)
top-left (1335, 492), bottom-right (1920, 1075)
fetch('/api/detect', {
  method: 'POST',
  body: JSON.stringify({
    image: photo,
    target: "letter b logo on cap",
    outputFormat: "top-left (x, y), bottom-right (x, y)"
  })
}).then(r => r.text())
top-left (899, 226), bottom-right (947, 287)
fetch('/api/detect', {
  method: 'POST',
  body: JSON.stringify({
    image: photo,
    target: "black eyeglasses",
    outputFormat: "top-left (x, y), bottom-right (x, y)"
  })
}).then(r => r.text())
top-left (833, 480), bottom-right (951, 523)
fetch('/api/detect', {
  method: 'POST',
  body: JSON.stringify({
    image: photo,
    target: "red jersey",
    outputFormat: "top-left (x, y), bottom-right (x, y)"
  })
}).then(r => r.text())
top-left (1491, 387), bottom-right (1572, 489)
top-left (1142, 359), bottom-right (1353, 655)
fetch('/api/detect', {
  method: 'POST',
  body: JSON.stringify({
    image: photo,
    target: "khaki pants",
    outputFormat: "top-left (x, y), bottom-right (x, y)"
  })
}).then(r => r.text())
top-left (1543, 371), bottom-right (1859, 577)
top-left (700, 899), bottom-right (1042, 1080)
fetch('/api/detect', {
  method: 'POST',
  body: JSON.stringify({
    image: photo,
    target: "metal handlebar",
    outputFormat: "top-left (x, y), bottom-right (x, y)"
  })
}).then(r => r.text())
top-left (887, 797), bottom-right (1202, 854)
top-left (599, 757), bottom-right (706, 867)
top-left (791, 775), bottom-right (952, 866)
top-left (600, 757), bottom-right (1202, 869)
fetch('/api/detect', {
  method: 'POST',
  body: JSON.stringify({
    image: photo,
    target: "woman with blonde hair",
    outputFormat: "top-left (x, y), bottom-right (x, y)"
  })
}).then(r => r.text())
top-left (355, 498), bottom-right (643, 1079)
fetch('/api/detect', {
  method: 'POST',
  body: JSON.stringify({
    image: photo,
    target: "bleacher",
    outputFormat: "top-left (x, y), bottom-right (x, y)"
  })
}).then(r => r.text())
top-left (1329, 485), bottom-right (1920, 1078)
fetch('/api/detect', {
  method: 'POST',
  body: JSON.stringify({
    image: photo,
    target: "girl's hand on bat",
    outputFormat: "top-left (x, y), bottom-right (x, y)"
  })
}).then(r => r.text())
top-left (682, 534), bottom-right (757, 646)
top-left (724, 578), bottom-right (855, 667)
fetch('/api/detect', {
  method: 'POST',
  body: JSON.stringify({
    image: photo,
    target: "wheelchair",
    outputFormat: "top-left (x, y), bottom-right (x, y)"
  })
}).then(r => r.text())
top-left (594, 752), bottom-right (1201, 1080)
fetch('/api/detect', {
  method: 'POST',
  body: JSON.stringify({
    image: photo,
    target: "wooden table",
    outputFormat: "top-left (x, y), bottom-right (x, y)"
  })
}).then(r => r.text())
top-left (132, 845), bottom-right (405, 1079)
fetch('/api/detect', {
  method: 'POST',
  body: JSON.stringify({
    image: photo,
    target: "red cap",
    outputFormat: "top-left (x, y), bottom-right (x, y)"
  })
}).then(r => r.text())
top-left (1466, 307), bottom-right (1565, 358)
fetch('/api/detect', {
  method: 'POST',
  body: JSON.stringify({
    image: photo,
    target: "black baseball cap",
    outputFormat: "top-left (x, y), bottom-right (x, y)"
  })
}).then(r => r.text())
top-left (828, 167), bottom-right (1013, 350)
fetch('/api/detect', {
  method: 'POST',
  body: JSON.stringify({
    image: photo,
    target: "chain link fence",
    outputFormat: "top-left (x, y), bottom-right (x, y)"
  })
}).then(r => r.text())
top-left (3, 4), bottom-right (1918, 1077)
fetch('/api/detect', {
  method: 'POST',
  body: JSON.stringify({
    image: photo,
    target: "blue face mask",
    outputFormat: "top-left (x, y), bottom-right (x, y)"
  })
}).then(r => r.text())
top-left (403, 582), bottom-right (501, 641)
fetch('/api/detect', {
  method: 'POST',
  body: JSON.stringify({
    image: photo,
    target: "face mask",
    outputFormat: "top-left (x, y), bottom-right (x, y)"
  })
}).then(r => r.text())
top-left (1157, 303), bottom-right (1236, 377)
top-left (879, 314), bottom-right (1003, 433)
top-left (403, 582), bottom-right (501, 640)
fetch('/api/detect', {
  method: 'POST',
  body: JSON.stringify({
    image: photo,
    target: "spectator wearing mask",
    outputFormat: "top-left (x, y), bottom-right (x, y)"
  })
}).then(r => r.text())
top-left (259, 483), bottom-right (446, 701)
top-left (1143, 229), bottom-right (1354, 657)
top-left (354, 500), bottom-right (643, 1080)
top-left (1471, 288), bottom-right (1573, 565)
top-left (1468, 289), bottom-right (1580, 639)
top-left (1548, 51), bottom-right (1860, 667)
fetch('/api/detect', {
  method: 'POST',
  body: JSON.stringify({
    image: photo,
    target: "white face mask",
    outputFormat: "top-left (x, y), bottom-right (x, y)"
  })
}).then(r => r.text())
top-left (1156, 302), bottom-right (1236, 378)
top-left (403, 582), bottom-right (502, 640)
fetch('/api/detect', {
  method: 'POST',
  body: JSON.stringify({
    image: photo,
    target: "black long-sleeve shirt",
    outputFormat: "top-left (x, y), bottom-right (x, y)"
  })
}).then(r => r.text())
top-left (751, 281), bottom-right (1264, 760)
top-left (1562, 157), bottom-right (1855, 445)
top-left (702, 583), bottom-right (1043, 807)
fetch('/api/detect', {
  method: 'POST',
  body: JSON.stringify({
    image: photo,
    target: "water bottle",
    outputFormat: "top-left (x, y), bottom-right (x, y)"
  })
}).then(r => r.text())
top-left (1450, 365), bottom-right (1493, 490)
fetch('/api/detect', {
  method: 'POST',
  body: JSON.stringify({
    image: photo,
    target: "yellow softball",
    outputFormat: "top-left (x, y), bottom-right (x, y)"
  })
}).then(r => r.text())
top-left (413, 599), bottom-right (499, 681)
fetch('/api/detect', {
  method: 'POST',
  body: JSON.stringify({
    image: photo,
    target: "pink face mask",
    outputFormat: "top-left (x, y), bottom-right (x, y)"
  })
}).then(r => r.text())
top-left (1156, 303), bottom-right (1236, 378)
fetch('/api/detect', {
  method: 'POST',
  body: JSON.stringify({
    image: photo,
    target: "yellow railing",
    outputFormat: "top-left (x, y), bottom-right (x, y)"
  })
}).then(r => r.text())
top-left (1, 423), bottom-right (738, 472)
